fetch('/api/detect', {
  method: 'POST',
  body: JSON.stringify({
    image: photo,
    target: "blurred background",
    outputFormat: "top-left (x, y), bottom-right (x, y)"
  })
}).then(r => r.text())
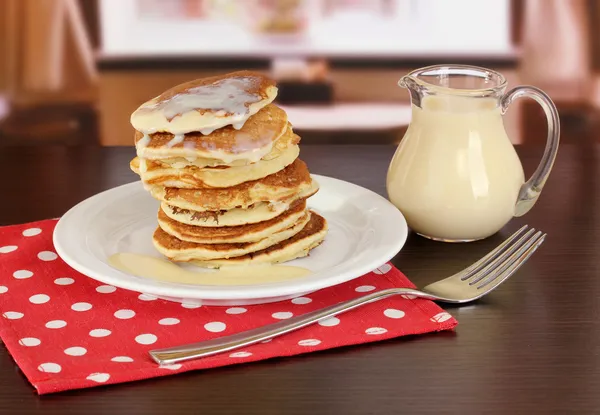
top-left (0, 0), bottom-right (597, 146)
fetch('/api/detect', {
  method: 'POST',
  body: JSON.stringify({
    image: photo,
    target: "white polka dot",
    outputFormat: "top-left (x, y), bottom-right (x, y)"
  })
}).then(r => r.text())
top-left (229, 351), bottom-right (252, 358)
top-left (181, 303), bottom-right (201, 309)
top-left (29, 294), bottom-right (50, 304)
top-left (401, 294), bottom-right (418, 300)
top-left (366, 327), bottom-right (388, 335)
top-left (37, 251), bottom-right (58, 261)
top-left (384, 309), bottom-right (405, 319)
top-left (71, 302), bottom-right (92, 311)
top-left (318, 317), bottom-right (340, 327)
top-left (0, 245), bottom-right (17, 253)
top-left (13, 270), bottom-right (33, 279)
top-left (204, 322), bottom-right (226, 333)
top-left (272, 312), bottom-right (293, 320)
top-left (0, 286), bottom-right (7, 294)
top-left (86, 373), bottom-right (110, 383)
top-left (430, 312), bottom-right (453, 323)
top-left (38, 363), bottom-right (61, 373)
top-left (54, 277), bottom-right (74, 285)
top-left (64, 346), bottom-right (87, 356)
top-left (22, 228), bottom-right (42, 237)
top-left (158, 318), bottom-right (180, 326)
top-left (135, 333), bottom-right (157, 345)
top-left (89, 329), bottom-right (111, 337)
top-left (372, 263), bottom-right (392, 274)
top-left (225, 307), bottom-right (247, 315)
top-left (355, 285), bottom-right (376, 292)
top-left (138, 293), bottom-right (157, 301)
top-left (111, 356), bottom-right (134, 363)
top-left (3, 311), bottom-right (23, 319)
top-left (19, 337), bottom-right (41, 347)
top-left (96, 285), bottom-right (116, 294)
top-left (45, 320), bottom-right (67, 329)
top-left (114, 309), bottom-right (135, 319)
top-left (298, 339), bottom-right (321, 346)
top-left (291, 297), bottom-right (312, 304)
top-left (160, 364), bottom-right (182, 370)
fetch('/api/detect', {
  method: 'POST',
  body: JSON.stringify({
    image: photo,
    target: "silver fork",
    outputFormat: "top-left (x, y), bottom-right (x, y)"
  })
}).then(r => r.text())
top-left (150, 225), bottom-right (545, 365)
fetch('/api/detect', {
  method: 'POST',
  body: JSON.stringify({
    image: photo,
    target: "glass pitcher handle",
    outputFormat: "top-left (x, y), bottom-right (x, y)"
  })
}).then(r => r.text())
top-left (501, 86), bottom-right (560, 217)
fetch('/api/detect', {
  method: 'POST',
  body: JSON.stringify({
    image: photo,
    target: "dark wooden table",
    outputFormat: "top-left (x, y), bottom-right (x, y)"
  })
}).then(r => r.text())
top-left (1, 144), bottom-right (598, 414)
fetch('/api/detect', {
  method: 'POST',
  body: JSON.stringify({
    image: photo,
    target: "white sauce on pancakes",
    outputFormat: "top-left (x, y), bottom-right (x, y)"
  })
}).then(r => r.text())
top-left (108, 253), bottom-right (310, 286)
top-left (232, 120), bottom-right (246, 130)
top-left (268, 200), bottom-right (289, 211)
top-left (132, 77), bottom-right (269, 135)
top-left (159, 77), bottom-right (260, 122)
top-left (200, 127), bottom-right (218, 135)
top-left (166, 134), bottom-right (185, 148)
top-left (137, 134), bottom-right (151, 149)
top-left (136, 139), bottom-right (274, 165)
top-left (138, 158), bottom-right (148, 173)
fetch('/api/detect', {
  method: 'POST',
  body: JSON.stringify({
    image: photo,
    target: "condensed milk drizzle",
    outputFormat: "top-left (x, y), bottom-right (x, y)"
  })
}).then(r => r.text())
top-left (166, 134), bottom-right (185, 148)
top-left (108, 252), bottom-right (311, 286)
top-left (135, 134), bottom-right (152, 157)
top-left (134, 77), bottom-right (263, 135)
top-left (138, 158), bottom-right (148, 173)
top-left (137, 134), bottom-right (151, 149)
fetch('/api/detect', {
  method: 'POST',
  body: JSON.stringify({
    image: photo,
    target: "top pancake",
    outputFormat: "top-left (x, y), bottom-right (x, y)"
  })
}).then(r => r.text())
top-left (135, 104), bottom-right (288, 164)
top-left (130, 71), bottom-right (277, 136)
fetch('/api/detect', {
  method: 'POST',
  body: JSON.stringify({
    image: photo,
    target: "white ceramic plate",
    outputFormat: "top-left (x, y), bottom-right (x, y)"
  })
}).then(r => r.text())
top-left (53, 175), bottom-right (408, 306)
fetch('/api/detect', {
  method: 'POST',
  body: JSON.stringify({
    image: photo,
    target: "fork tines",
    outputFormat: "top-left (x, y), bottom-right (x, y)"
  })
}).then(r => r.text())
top-left (460, 225), bottom-right (546, 289)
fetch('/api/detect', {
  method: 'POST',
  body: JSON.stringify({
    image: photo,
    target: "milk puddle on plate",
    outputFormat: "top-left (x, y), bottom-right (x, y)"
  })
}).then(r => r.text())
top-left (108, 253), bottom-right (311, 286)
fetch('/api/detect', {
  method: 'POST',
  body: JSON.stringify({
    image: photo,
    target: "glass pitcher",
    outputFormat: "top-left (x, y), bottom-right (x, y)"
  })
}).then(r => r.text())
top-left (387, 65), bottom-right (559, 242)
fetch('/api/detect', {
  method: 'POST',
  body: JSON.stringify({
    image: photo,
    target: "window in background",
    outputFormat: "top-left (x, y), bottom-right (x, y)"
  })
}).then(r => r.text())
top-left (98, 0), bottom-right (513, 57)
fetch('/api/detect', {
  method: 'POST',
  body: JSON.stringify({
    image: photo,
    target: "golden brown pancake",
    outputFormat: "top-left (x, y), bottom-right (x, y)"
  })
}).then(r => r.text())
top-left (160, 183), bottom-right (318, 227)
top-left (149, 159), bottom-right (315, 211)
top-left (152, 212), bottom-right (311, 262)
top-left (131, 129), bottom-right (300, 188)
top-left (157, 199), bottom-right (307, 244)
top-left (131, 70), bottom-right (278, 136)
top-left (134, 104), bottom-right (289, 164)
top-left (193, 212), bottom-right (328, 268)
top-left (145, 123), bottom-right (300, 169)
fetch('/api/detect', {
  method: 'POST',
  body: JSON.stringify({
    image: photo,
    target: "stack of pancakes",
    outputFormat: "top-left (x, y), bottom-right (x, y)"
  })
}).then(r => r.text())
top-left (129, 71), bottom-right (327, 268)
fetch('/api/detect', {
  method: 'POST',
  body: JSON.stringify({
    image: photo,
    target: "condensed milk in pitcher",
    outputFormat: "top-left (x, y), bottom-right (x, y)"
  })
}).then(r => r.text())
top-left (387, 65), bottom-right (559, 241)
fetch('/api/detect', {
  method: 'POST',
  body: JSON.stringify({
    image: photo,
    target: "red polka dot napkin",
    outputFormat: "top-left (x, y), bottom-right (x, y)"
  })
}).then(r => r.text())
top-left (0, 220), bottom-right (457, 394)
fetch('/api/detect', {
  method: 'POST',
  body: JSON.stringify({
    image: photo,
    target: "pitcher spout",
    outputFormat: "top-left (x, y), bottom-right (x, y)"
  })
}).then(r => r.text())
top-left (398, 75), bottom-right (423, 105)
top-left (398, 75), bottom-right (411, 89)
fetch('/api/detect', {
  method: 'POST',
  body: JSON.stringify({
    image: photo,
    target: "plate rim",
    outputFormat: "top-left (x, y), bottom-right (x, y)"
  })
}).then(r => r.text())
top-left (53, 175), bottom-right (408, 301)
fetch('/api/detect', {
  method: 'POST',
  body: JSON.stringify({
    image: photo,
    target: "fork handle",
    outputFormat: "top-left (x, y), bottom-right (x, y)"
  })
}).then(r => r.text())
top-left (149, 288), bottom-right (428, 365)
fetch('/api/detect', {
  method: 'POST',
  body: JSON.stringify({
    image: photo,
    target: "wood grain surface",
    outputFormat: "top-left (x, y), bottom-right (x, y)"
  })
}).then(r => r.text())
top-left (0, 144), bottom-right (598, 414)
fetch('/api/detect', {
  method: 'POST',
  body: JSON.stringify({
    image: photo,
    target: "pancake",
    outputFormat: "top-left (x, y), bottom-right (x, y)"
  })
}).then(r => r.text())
top-left (192, 211), bottom-right (327, 268)
top-left (160, 183), bottom-right (318, 227)
top-left (131, 71), bottom-right (277, 136)
top-left (135, 104), bottom-right (288, 165)
top-left (152, 212), bottom-right (311, 262)
top-left (157, 199), bottom-right (307, 244)
top-left (150, 159), bottom-right (314, 211)
top-left (131, 135), bottom-right (300, 189)
top-left (152, 123), bottom-right (299, 169)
